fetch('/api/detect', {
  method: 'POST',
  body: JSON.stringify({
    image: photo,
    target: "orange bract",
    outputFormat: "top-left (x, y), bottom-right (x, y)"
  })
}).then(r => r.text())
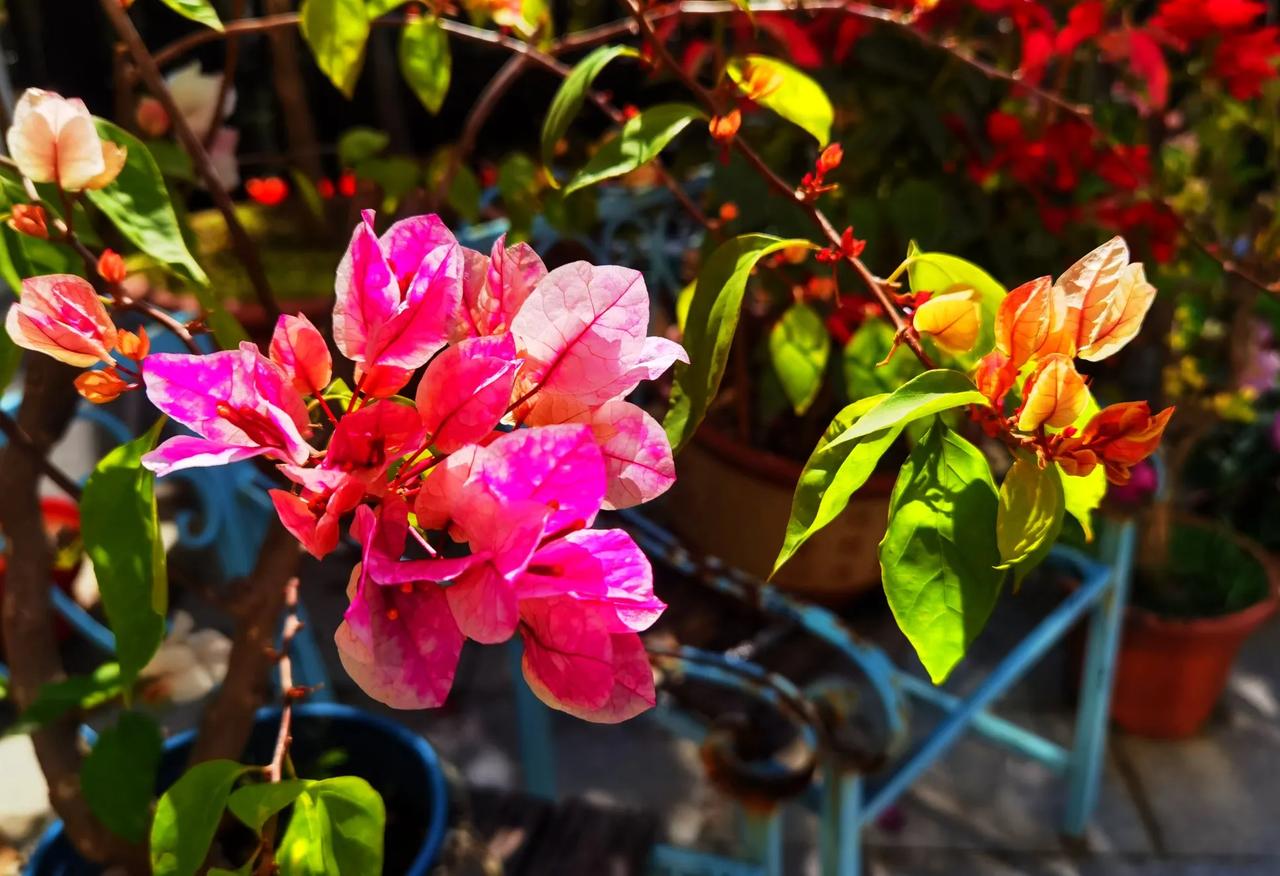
top-left (1016, 353), bottom-right (1088, 431)
top-left (995, 275), bottom-right (1068, 367)
top-left (1056, 401), bottom-right (1174, 484)
top-left (912, 290), bottom-right (981, 354)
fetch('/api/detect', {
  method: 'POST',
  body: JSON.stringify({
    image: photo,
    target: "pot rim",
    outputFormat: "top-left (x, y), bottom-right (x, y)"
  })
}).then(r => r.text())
top-left (1124, 515), bottom-right (1280, 634)
top-left (694, 423), bottom-right (896, 496)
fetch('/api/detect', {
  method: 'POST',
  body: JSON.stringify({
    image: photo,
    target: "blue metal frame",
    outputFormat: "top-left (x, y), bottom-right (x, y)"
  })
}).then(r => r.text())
top-left (509, 509), bottom-right (1132, 876)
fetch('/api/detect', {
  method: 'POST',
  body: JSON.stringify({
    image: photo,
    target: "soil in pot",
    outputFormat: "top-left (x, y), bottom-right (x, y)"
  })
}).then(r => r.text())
top-left (1108, 518), bottom-right (1279, 739)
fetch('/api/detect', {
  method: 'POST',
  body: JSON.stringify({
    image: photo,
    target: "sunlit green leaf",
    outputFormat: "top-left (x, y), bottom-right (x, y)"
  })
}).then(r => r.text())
top-left (81, 711), bottom-right (163, 843)
top-left (564, 103), bottom-right (704, 195)
top-left (300, 0), bottom-right (371, 97)
top-left (6, 663), bottom-right (123, 736)
top-left (151, 760), bottom-right (247, 876)
top-left (905, 244), bottom-right (1006, 367)
top-left (155, 0), bottom-right (223, 30)
top-left (996, 455), bottom-right (1065, 585)
top-left (664, 234), bottom-right (814, 453)
top-left (768, 303), bottom-right (829, 415)
top-left (81, 419), bottom-right (167, 689)
top-left (228, 780), bottom-right (309, 834)
top-left (277, 777), bottom-right (385, 876)
top-left (726, 55), bottom-right (833, 145)
top-left (880, 420), bottom-right (1003, 683)
top-left (399, 15), bottom-right (451, 114)
top-left (541, 45), bottom-right (639, 182)
top-left (842, 319), bottom-right (919, 398)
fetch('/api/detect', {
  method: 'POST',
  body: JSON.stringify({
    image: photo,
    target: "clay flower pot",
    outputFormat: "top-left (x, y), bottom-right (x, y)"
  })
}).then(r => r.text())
top-left (1109, 517), bottom-right (1279, 739)
top-left (661, 424), bottom-right (894, 603)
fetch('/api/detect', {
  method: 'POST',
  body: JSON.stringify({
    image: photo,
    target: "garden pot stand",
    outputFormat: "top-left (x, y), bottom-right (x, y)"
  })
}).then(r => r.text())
top-left (509, 512), bottom-right (1135, 876)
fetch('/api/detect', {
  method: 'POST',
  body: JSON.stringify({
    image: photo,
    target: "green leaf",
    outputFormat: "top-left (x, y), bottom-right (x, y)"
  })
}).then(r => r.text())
top-left (366, 0), bottom-right (407, 15)
top-left (879, 420), bottom-right (1003, 683)
top-left (773, 393), bottom-right (891, 575)
top-left (86, 120), bottom-right (244, 349)
top-left (905, 246), bottom-right (1006, 366)
top-left (564, 103), bottom-right (704, 195)
top-left (338, 127), bottom-right (389, 167)
top-left (497, 152), bottom-right (540, 241)
top-left (80, 419), bottom-right (168, 689)
top-left (145, 140), bottom-right (196, 183)
top-left (842, 319), bottom-right (919, 398)
top-left (768, 303), bottom-right (829, 415)
top-left (541, 45), bottom-right (639, 181)
top-left (355, 156), bottom-right (421, 214)
top-left (300, 0), bottom-right (371, 97)
top-left (156, 0), bottom-right (223, 30)
top-left (81, 711), bottom-right (163, 843)
top-left (228, 780), bottom-right (310, 834)
top-left (996, 456), bottom-right (1065, 585)
top-left (0, 321), bottom-right (20, 392)
top-left (399, 15), bottom-right (451, 115)
top-left (836, 369), bottom-right (988, 445)
top-left (725, 55), bottom-right (833, 145)
top-left (7, 663), bottom-right (123, 736)
top-left (86, 120), bottom-right (207, 288)
top-left (1062, 463), bottom-right (1106, 542)
top-left (664, 234), bottom-right (814, 453)
top-left (277, 777), bottom-right (385, 876)
top-left (151, 760), bottom-right (247, 876)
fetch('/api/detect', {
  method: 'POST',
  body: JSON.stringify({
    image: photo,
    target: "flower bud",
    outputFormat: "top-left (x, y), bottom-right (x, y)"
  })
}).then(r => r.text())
top-left (816, 143), bottom-right (844, 175)
top-left (912, 289), bottom-right (981, 355)
top-left (270, 313), bottom-right (333, 396)
top-left (116, 326), bottom-right (150, 360)
top-left (97, 248), bottom-right (127, 284)
top-left (708, 110), bottom-right (742, 143)
top-left (8, 203), bottom-right (48, 239)
top-left (75, 368), bottom-right (130, 404)
top-left (135, 97), bottom-right (170, 137)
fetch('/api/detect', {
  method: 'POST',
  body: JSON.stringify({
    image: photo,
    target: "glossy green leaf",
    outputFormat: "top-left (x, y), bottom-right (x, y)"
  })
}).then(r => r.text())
top-left (905, 244), bottom-right (1006, 365)
top-left (996, 456), bottom-right (1065, 584)
top-left (773, 394), bottom-right (890, 575)
top-left (541, 45), bottom-right (639, 180)
top-left (145, 140), bottom-right (196, 183)
top-left (564, 103), bottom-right (704, 195)
top-left (228, 780), bottom-right (310, 834)
top-left (769, 303), bottom-right (830, 415)
top-left (156, 0), bottom-right (223, 30)
top-left (151, 760), bottom-right (247, 876)
top-left (879, 420), bottom-right (1003, 683)
top-left (399, 15), bottom-right (451, 114)
top-left (81, 419), bottom-right (168, 689)
top-left (81, 711), bottom-right (163, 843)
top-left (7, 663), bottom-right (123, 736)
top-left (277, 777), bottom-right (385, 876)
top-left (836, 369), bottom-right (988, 445)
top-left (1062, 463), bottom-right (1107, 542)
top-left (86, 120), bottom-right (244, 349)
top-left (85, 120), bottom-right (206, 287)
top-left (664, 234), bottom-right (815, 453)
top-left (300, 0), bottom-right (371, 97)
top-left (725, 55), bottom-right (833, 145)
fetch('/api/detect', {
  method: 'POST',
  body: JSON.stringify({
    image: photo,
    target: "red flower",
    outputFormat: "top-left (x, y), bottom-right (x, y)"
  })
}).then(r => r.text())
top-left (1212, 27), bottom-right (1280, 100)
top-left (1096, 144), bottom-right (1151, 191)
top-left (1094, 200), bottom-right (1180, 264)
top-left (1099, 27), bottom-right (1170, 113)
top-left (339, 169), bottom-right (359, 197)
top-left (245, 176), bottom-right (289, 207)
top-left (1055, 1), bottom-right (1105, 55)
top-left (1150, 0), bottom-right (1265, 44)
top-left (316, 178), bottom-right (336, 199)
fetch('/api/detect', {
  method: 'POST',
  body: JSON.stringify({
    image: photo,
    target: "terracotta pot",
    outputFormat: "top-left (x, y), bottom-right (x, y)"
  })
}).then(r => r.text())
top-left (0, 497), bottom-right (84, 646)
top-left (1107, 519), bottom-right (1279, 739)
top-left (662, 425), bottom-right (893, 603)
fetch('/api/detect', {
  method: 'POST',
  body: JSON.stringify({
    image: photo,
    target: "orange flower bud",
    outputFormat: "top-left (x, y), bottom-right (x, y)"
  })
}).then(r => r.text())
top-left (135, 97), bottom-right (170, 137)
top-left (816, 143), bottom-right (844, 175)
top-left (973, 350), bottom-right (1016, 404)
top-left (1055, 401), bottom-right (1174, 484)
top-left (97, 248), bottom-right (127, 284)
top-left (75, 368), bottom-right (130, 404)
top-left (1017, 353), bottom-right (1088, 431)
top-left (708, 109), bottom-right (742, 143)
top-left (912, 289), bottom-right (981, 355)
top-left (8, 203), bottom-right (48, 239)
top-left (116, 326), bottom-right (150, 360)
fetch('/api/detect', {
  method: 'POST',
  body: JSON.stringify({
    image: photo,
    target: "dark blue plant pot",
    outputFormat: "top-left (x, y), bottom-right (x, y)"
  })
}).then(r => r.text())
top-left (27, 703), bottom-right (448, 875)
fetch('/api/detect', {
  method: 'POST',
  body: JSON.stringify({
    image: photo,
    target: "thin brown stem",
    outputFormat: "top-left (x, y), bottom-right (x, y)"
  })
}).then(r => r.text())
top-left (267, 577), bottom-right (303, 782)
top-left (437, 54), bottom-right (532, 208)
top-left (204, 0), bottom-right (246, 150)
top-left (100, 0), bottom-right (279, 322)
top-left (0, 409), bottom-right (82, 498)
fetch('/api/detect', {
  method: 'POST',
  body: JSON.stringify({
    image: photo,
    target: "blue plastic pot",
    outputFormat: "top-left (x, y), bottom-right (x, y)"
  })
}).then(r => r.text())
top-left (27, 703), bottom-right (448, 875)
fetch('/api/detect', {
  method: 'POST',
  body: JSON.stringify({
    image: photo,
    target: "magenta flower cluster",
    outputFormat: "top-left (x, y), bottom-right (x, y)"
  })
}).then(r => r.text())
top-left (140, 211), bottom-right (687, 722)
